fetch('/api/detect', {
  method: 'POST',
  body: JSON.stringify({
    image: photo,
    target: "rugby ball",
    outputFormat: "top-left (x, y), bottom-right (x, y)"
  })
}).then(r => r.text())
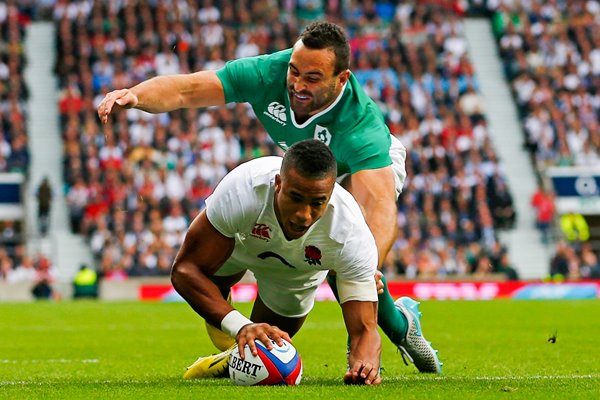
top-left (229, 339), bottom-right (302, 386)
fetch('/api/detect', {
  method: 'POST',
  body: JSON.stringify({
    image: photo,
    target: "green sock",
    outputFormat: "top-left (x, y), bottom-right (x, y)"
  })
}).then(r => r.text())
top-left (377, 274), bottom-right (408, 343)
top-left (326, 274), bottom-right (408, 345)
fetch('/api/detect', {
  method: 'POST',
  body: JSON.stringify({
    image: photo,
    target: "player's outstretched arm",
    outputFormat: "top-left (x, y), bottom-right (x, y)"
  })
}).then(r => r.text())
top-left (97, 70), bottom-right (225, 124)
top-left (341, 300), bottom-right (382, 385)
top-left (344, 166), bottom-right (397, 269)
top-left (170, 211), bottom-right (238, 334)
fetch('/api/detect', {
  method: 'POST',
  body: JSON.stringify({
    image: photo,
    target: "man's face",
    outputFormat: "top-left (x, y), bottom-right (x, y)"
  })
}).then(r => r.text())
top-left (287, 41), bottom-right (349, 120)
top-left (274, 167), bottom-right (335, 240)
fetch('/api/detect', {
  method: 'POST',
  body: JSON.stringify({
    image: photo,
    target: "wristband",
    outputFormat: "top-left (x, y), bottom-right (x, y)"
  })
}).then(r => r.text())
top-left (220, 310), bottom-right (253, 338)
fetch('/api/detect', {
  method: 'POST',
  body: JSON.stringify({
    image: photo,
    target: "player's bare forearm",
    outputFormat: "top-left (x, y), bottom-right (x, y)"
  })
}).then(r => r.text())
top-left (98, 71), bottom-right (226, 123)
top-left (342, 300), bottom-right (381, 385)
top-left (344, 167), bottom-right (397, 268)
top-left (171, 260), bottom-right (233, 326)
top-left (170, 211), bottom-right (235, 327)
top-left (133, 71), bottom-right (225, 112)
top-left (365, 198), bottom-right (397, 268)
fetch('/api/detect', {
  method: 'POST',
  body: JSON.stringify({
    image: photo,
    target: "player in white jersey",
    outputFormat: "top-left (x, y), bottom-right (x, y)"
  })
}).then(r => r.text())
top-left (171, 140), bottom-right (381, 385)
top-left (99, 21), bottom-right (442, 375)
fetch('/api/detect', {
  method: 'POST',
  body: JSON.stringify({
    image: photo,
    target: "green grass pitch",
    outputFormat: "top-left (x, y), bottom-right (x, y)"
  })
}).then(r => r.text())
top-left (1, 299), bottom-right (599, 399)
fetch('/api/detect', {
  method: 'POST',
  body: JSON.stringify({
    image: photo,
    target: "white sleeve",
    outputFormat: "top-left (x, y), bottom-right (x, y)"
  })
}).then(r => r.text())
top-left (205, 165), bottom-right (254, 238)
top-left (334, 225), bottom-right (378, 303)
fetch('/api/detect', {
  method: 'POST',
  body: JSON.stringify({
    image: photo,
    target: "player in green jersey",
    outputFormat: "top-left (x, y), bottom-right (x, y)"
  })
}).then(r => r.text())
top-left (98, 21), bottom-right (442, 375)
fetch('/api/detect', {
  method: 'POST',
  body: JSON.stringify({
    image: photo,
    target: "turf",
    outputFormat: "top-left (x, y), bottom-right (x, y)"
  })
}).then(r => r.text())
top-left (0, 299), bottom-right (599, 399)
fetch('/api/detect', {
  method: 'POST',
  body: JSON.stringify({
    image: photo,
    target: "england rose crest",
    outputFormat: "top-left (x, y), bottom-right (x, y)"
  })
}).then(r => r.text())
top-left (304, 245), bottom-right (322, 265)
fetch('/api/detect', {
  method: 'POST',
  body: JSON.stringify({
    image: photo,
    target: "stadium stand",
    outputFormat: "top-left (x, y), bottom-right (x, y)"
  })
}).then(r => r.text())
top-left (488, 0), bottom-right (600, 279)
top-left (8, 1), bottom-right (599, 292)
top-left (48, 0), bottom-right (521, 282)
top-left (0, 3), bottom-right (29, 280)
top-left (0, 1), bottom-right (64, 291)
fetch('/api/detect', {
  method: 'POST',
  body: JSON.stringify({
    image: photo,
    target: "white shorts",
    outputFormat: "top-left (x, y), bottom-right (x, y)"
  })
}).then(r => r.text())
top-left (337, 135), bottom-right (407, 199)
top-left (389, 135), bottom-right (408, 198)
top-left (214, 263), bottom-right (329, 318)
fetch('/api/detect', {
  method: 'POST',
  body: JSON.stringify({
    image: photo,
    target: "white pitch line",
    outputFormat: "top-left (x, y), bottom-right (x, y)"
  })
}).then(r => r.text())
top-left (386, 374), bottom-right (600, 381)
top-left (0, 379), bottom-right (146, 386)
top-left (1, 374), bottom-right (599, 386)
top-left (0, 359), bottom-right (99, 364)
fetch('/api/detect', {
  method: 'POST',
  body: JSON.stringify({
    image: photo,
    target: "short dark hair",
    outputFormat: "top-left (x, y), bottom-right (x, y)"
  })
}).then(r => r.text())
top-left (299, 21), bottom-right (350, 75)
top-left (282, 140), bottom-right (337, 180)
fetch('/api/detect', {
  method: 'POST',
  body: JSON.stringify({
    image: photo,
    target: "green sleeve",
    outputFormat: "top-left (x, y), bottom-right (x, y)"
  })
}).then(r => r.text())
top-left (215, 49), bottom-right (291, 104)
top-left (337, 100), bottom-right (393, 174)
top-left (216, 58), bottom-right (264, 104)
top-left (345, 127), bottom-right (392, 174)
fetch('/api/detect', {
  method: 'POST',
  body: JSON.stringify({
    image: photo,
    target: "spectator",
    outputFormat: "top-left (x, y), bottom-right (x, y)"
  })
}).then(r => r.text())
top-left (496, 251), bottom-right (519, 281)
top-left (36, 176), bottom-right (53, 236)
top-left (72, 264), bottom-right (98, 299)
top-left (6, 255), bottom-right (36, 283)
top-left (0, 253), bottom-right (14, 281)
top-left (31, 255), bottom-right (56, 300)
top-left (560, 212), bottom-right (590, 244)
top-left (66, 177), bottom-right (89, 233)
top-left (488, 177), bottom-right (516, 229)
top-left (531, 185), bottom-right (555, 243)
top-left (579, 243), bottom-right (600, 279)
top-left (548, 239), bottom-right (585, 281)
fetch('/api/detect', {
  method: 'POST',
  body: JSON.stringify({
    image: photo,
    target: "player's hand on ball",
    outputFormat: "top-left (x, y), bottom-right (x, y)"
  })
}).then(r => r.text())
top-left (344, 361), bottom-right (381, 385)
top-left (97, 89), bottom-right (139, 124)
top-left (236, 323), bottom-right (292, 358)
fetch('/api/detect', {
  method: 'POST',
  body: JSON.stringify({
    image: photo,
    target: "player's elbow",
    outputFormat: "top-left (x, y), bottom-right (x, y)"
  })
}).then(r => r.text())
top-left (170, 260), bottom-right (193, 291)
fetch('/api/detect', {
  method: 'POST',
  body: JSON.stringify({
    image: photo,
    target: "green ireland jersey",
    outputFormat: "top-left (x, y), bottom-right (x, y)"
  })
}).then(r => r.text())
top-left (215, 48), bottom-right (392, 175)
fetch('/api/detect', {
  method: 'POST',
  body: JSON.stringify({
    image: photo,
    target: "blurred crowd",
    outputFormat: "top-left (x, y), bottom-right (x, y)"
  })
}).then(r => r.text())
top-left (492, 0), bottom-right (600, 170)
top-left (49, 0), bottom-right (519, 282)
top-left (489, 0), bottom-right (600, 279)
top-left (0, 2), bottom-right (30, 175)
top-left (0, 243), bottom-right (58, 299)
top-left (0, 2), bottom-right (34, 283)
top-left (6, 0), bottom-right (599, 285)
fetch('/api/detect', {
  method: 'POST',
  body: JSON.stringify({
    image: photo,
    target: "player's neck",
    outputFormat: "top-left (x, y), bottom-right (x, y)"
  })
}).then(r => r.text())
top-left (294, 112), bottom-right (309, 124)
top-left (294, 100), bottom-right (334, 124)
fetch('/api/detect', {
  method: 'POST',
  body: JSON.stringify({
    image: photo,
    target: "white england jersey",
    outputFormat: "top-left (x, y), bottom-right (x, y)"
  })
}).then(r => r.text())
top-left (206, 156), bottom-right (378, 317)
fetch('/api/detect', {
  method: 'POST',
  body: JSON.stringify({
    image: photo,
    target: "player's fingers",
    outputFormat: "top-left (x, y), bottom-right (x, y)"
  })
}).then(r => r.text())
top-left (344, 362), bottom-right (379, 385)
top-left (97, 95), bottom-right (116, 124)
top-left (97, 90), bottom-right (135, 123)
top-left (267, 326), bottom-right (287, 347)
top-left (256, 332), bottom-right (273, 352)
top-left (346, 361), bottom-right (362, 383)
top-left (236, 330), bottom-right (252, 360)
top-left (115, 91), bottom-right (136, 107)
top-left (374, 270), bottom-right (384, 294)
top-left (98, 92), bottom-right (116, 111)
top-left (343, 368), bottom-right (362, 385)
top-left (246, 337), bottom-right (259, 357)
top-left (239, 324), bottom-right (263, 359)
top-left (361, 363), bottom-right (380, 385)
top-left (343, 371), bottom-right (354, 385)
top-left (237, 340), bottom-right (247, 360)
top-left (280, 330), bottom-right (292, 344)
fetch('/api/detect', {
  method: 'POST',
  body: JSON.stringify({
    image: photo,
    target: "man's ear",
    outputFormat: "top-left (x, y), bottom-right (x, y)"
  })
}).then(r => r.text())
top-left (275, 174), bottom-right (282, 192)
top-left (338, 69), bottom-right (350, 85)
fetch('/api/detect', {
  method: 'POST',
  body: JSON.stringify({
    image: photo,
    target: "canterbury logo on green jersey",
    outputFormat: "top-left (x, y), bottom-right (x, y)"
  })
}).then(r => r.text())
top-left (264, 102), bottom-right (287, 126)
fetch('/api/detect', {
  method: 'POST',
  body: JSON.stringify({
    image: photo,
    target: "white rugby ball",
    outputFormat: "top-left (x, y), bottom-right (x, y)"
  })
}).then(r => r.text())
top-left (229, 339), bottom-right (302, 386)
